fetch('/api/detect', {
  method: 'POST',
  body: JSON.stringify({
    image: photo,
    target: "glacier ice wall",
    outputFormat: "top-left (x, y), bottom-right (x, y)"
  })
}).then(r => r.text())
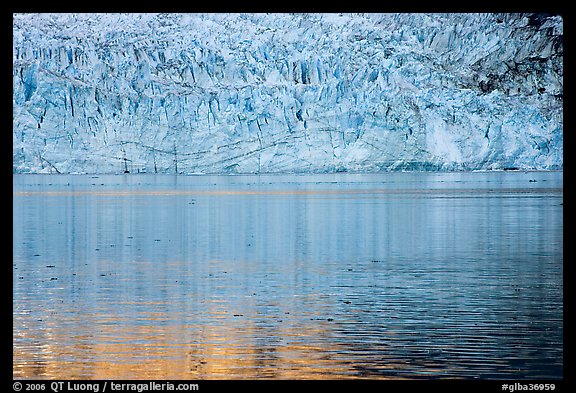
top-left (13, 13), bottom-right (563, 174)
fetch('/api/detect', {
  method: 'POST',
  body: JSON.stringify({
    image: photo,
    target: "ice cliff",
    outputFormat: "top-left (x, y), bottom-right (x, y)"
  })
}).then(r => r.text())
top-left (13, 13), bottom-right (563, 174)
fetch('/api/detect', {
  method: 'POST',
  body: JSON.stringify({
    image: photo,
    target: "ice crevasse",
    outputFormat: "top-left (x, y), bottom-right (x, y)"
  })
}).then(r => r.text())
top-left (12, 13), bottom-right (563, 174)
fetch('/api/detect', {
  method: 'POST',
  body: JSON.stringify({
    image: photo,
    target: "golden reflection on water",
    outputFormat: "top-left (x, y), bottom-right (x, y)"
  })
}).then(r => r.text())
top-left (14, 312), bottom-right (382, 380)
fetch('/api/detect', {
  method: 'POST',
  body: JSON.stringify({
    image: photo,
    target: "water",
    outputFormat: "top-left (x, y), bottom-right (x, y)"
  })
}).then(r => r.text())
top-left (13, 171), bottom-right (563, 379)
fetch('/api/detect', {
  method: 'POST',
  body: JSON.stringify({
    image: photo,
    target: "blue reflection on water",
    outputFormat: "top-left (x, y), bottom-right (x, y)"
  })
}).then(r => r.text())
top-left (13, 171), bottom-right (563, 379)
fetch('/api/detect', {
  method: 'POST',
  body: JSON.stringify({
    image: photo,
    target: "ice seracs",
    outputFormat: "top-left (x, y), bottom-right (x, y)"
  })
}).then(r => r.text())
top-left (13, 13), bottom-right (563, 174)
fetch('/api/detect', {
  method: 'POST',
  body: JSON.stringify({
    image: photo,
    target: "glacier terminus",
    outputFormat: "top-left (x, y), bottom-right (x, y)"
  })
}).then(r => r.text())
top-left (12, 13), bottom-right (563, 174)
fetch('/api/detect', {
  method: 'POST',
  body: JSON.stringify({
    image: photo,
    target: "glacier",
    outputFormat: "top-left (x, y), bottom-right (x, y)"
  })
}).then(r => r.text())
top-left (12, 13), bottom-right (563, 174)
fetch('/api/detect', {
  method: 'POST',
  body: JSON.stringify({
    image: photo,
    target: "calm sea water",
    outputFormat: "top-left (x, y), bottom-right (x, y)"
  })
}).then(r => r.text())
top-left (13, 171), bottom-right (563, 379)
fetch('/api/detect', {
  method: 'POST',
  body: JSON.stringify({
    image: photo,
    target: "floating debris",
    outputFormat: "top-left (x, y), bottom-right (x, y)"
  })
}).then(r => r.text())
top-left (427, 349), bottom-right (443, 357)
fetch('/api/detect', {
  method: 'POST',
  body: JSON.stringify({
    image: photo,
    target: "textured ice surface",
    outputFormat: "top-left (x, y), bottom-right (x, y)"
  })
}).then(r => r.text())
top-left (13, 13), bottom-right (563, 174)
